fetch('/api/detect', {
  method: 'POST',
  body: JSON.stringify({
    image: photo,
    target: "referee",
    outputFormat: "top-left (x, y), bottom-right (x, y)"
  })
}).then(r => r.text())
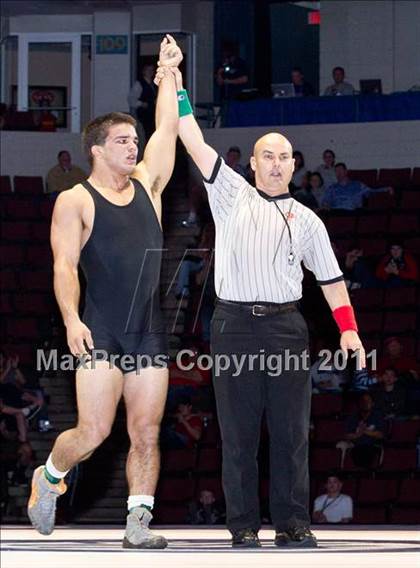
top-left (157, 61), bottom-right (365, 548)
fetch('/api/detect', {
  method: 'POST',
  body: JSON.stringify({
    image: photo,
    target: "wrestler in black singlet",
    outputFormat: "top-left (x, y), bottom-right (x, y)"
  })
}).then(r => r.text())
top-left (79, 179), bottom-right (168, 370)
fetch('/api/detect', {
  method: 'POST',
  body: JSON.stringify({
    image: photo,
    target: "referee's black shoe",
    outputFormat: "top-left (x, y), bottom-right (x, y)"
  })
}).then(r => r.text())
top-left (231, 528), bottom-right (261, 548)
top-left (274, 527), bottom-right (317, 548)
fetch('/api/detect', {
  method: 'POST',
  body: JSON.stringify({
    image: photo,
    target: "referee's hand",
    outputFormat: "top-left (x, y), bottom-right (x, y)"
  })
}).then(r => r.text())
top-left (340, 330), bottom-right (366, 369)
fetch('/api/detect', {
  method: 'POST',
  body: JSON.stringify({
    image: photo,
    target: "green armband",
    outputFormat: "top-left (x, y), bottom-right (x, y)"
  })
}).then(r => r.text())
top-left (177, 89), bottom-right (193, 117)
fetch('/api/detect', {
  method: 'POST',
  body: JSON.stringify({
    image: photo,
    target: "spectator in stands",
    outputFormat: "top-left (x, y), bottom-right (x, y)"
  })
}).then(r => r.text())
top-left (310, 356), bottom-right (349, 393)
top-left (323, 67), bottom-right (355, 96)
top-left (316, 149), bottom-right (337, 189)
top-left (46, 150), bottom-right (86, 194)
top-left (345, 393), bottom-right (385, 468)
top-left (373, 367), bottom-right (406, 418)
top-left (342, 243), bottom-right (376, 289)
top-left (216, 42), bottom-right (249, 101)
top-left (377, 337), bottom-right (419, 381)
top-left (161, 396), bottom-right (203, 449)
top-left (187, 489), bottom-right (225, 525)
top-left (308, 172), bottom-right (325, 207)
top-left (293, 172), bottom-right (320, 210)
top-left (375, 242), bottom-right (418, 287)
top-left (0, 354), bottom-right (44, 428)
top-left (290, 67), bottom-right (314, 97)
top-left (322, 163), bottom-right (393, 210)
top-left (312, 474), bottom-right (353, 523)
top-left (225, 146), bottom-right (246, 177)
top-left (127, 62), bottom-right (158, 141)
top-left (290, 150), bottom-right (308, 190)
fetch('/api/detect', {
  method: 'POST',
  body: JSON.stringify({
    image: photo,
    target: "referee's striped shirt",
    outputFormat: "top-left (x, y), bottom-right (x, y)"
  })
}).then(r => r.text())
top-left (203, 157), bottom-right (343, 304)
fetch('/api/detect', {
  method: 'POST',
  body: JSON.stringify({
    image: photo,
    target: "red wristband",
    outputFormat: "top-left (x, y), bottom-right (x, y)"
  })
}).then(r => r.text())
top-left (333, 305), bottom-right (358, 333)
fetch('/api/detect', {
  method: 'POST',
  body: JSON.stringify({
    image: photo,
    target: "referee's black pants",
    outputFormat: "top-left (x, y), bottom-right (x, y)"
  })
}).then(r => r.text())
top-left (210, 300), bottom-right (311, 533)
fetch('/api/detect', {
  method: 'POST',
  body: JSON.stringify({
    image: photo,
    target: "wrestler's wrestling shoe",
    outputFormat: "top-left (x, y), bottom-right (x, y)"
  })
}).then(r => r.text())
top-left (27, 466), bottom-right (67, 535)
top-left (122, 507), bottom-right (168, 549)
top-left (231, 528), bottom-right (261, 548)
top-left (275, 526), bottom-right (317, 548)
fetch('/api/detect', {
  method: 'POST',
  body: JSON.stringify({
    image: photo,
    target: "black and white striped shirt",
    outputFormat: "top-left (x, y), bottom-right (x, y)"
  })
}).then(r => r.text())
top-left (203, 157), bottom-right (343, 303)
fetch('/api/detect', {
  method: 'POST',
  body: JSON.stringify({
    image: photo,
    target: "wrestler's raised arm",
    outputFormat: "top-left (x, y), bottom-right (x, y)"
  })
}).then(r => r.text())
top-left (132, 35), bottom-right (179, 194)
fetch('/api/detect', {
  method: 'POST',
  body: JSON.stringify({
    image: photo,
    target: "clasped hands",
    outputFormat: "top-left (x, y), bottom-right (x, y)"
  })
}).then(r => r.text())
top-left (154, 34), bottom-right (183, 86)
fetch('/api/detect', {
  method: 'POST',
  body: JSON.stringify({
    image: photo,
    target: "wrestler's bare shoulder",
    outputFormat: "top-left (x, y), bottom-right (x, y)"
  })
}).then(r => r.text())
top-left (54, 183), bottom-right (92, 211)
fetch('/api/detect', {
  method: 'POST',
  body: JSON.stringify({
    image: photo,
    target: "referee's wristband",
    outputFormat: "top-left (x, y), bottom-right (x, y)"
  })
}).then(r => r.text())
top-left (177, 89), bottom-right (193, 117)
top-left (333, 305), bottom-right (358, 333)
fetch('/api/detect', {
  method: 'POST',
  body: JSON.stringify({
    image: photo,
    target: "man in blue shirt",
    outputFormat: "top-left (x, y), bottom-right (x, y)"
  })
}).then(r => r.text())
top-left (322, 163), bottom-right (393, 210)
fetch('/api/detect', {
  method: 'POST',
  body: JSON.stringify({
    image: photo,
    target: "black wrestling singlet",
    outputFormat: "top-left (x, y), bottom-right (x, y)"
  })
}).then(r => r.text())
top-left (79, 179), bottom-right (164, 346)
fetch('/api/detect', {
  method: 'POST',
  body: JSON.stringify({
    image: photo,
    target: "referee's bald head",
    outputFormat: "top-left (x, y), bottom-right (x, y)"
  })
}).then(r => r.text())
top-left (250, 132), bottom-right (295, 195)
top-left (253, 132), bottom-right (293, 157)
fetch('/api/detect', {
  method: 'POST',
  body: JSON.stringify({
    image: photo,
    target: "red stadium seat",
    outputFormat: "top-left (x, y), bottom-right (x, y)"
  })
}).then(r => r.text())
top-left (0, 244), bottom-right (25, 266)
top-left (153, 503), bottom-right (189, 524)
top-left (2, 343), bottom-right (34, 366)
top-left (383, 312), bottom-right (416, 334)
top-left (325, 216), bottom-right (357, 237)
top-left (400, 191), bottom-right (420, 210)
top-left (356, 214), bottom-right (389, 236)
top-left (381, 448), bottom-right (416, 471)
top-left (14, 293), bottom-right (51, 316)
top-left (396, 478), bottom-right (420, 504)
top-left (315, 419), bottom-right (346, 443)
top-left (351, 289), bottom-right (384, 311)
top-left (389, 420), bottom-right (420, 444)
top-left (0, 293), bottom-right (13, 314)
top-left (358, 238), bottom-right (387, 257)
top-left (388, 213), bottom-right (419, 234)
top-left (6, 197), bottom-right (40, 220)
top-left (410, 167), bottom-right (420, 189)
top-left (352, 505), bottom-right (387, 523)
top-left (31, 222), bottom-right (51, 242)
top-left (25, 244), bottom-right (53, 267)
top-left (0, 270), bottom-right (17, 291)
top-left (404, 237), bottom-right (420, 254)
top-left (14, 176), bottom-right (44, 195)
top-left (378, 168), bottom-right (411, 189)
top-left (357, 312), bottom-right (383, 334)
top-left (19, 270), bottom-right (52, 292)
top-left (357, 478), bottom-right (398, 504)
top-left (309, 448), bottom-right (340, 472)
top-left (6, 318), bottom-right (39, 340)
top-left (384, 287), bottom-right (417, 309)
top-left (311, 394), bottom-right (343, 418)
top-left (156, 477), bottom-right (195, 502)
top-left (348, 169), bottom-right (378, 187)
top-left (196, 448), bottom-right (222, 473)
top-left (39, 199), bottom-right (55, 220)
top-left (366, 192), bottom-right (396, 210)
top-left (1, 221), bottom-right (32, 241)
top-left (160, 448), bottom-right (197, 473)
top-left (0, 176), bottom-right (12, 194)
top-left (361, 338), bottom-right (382, 360)
top-left (389, 506), bottom-right (420, 524)
top-left (196, 477), bottom-right (224, 501)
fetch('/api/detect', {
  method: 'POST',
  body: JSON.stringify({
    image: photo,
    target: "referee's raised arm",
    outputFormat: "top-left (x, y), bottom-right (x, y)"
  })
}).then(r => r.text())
top-left (156, 65), bottom-right (217, 179)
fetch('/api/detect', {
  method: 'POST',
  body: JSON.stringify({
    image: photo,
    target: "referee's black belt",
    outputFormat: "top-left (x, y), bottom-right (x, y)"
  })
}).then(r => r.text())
top-left (216, 298), bottom-right (298, 317)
